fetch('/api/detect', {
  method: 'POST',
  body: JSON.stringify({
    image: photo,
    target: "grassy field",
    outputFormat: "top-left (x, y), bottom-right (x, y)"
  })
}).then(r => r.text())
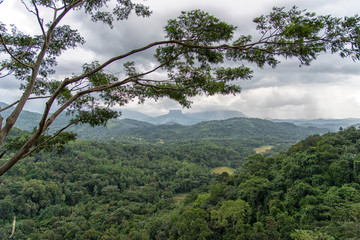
top-left (254, 145), bottom-right (273, 154)
top-left (211, 166), bottom-right (235, 175)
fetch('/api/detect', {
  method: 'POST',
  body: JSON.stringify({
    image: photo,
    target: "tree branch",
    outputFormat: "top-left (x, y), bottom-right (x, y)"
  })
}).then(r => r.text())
top-left (0, 34), bottom-right (34, 69)
top-left (71, 0), bottom-right (86, 9)
top-left (0, 57), bottom-right (177, 177)
top-left (137, 78), bottom-right (175, 83)
top-left (0, 96), bottom-right (51, 113)
top-left (44, 58), bottom-right (176, 132)
top-left (0, 69), bottom-right (14, 79)
top-left (21, 0), bottom-right (36, 16)
top-left (22, 120), bottom-right (79, 159)
top-left (0, 113), bottom-right (2, 132)
top-left (0, 44), bottom-right (36, 73)
top-left (0, 3), bottom-right (75, 146)
top-left (135, 80), bottom-right (185, 92)
top-left (66, 37), bottom-right (328, 87)
top-left (0, 150), bottom-right (6, 159)
top-left (9, 216), bottom-right (16, 238)
top-left (31, 0), bottom-right (46, 37)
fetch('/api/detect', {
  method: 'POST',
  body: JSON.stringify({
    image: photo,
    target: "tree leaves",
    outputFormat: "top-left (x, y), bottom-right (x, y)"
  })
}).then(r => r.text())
top-left (83, 0), bottom-right (151, 28)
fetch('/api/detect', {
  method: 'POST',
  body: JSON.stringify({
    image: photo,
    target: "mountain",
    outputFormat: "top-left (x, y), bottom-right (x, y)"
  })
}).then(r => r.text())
top-left (188, 110), bottom-right (246, 120)
top-left (118, 109), bottom-right (150, 121)
top-left (1, 102), bottom-right (248, 129)
top-left (3, 101), bottom-right (359, 131)
top-left (140, 109), bottom-right (247, 125)
top-left (0, 102), bottom-right (42, 131)
top-left (0, 102), bottom-right (350, 141)
top-left (273, 118), bottom-right (360, 132)
top-left (0, 102), bottom-right (73, 132)
top-left (71, 117), bottom-right (328, 142)
top-left (143, 110), bottom-right (200, 125)
top-left (118, 110), bottom-right (360, 129)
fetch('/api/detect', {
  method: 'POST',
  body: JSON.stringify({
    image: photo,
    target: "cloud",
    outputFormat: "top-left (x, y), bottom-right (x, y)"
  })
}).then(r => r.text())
top-left (1, 0), bottom-right (360, 119)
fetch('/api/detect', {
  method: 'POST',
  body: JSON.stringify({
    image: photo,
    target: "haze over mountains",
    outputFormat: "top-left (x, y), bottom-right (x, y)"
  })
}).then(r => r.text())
top-left (120, 109), bottom-right (247, 125)
top-left (1, 102), bottom-right (359, 136)
top-left (120, 109), bottom-right (360, 131)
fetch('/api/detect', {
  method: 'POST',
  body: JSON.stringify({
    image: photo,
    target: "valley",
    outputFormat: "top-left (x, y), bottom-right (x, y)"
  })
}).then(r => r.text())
top-left (1, 102), bottom-right (360, 239)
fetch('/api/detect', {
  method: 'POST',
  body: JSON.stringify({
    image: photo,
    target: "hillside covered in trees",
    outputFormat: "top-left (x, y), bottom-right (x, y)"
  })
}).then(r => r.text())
top-left (1, 126), bottom-right (360, 239)
top-left (71, 117), bottom-right (327, 143)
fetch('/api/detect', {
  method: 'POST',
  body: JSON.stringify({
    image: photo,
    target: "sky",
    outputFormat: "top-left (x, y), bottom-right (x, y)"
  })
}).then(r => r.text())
top-left (1, 0), bottom-right (360, 119)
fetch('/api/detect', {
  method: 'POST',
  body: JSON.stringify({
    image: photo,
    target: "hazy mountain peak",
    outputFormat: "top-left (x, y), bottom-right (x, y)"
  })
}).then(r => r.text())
top-left (168, 110), bottom-right (183, 117)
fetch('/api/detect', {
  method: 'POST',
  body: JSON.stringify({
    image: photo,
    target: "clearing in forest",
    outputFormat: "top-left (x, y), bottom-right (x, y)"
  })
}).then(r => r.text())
top-left (174, 194), bottom-right (188, 203)
top-left (254, 145), bottom-right (274, 154)
top-left (211, 166), bottom-right (235, 175)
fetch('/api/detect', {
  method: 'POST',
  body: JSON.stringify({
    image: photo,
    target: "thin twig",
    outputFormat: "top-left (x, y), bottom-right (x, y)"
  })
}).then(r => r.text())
top-left (69, 80), bottom-right (88, 92)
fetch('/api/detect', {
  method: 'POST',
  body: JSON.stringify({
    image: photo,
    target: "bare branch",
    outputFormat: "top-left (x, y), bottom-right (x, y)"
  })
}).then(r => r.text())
top-left (54, 0), bottom-right (67, 11)
top-left (135, 80), bottom-right (185, 92)
top-left (69, 82), bottom-right (90, 92)
top-left (0, 96), bottom-right (51, 113)
top-left (137, 78), bottom-right (175, 83)
top-left (32, 0), bottom-right (46, 37)
top-left (69, 79), bottom-right (85, 90)
top-left (21, 0), bottom-right (37, 16)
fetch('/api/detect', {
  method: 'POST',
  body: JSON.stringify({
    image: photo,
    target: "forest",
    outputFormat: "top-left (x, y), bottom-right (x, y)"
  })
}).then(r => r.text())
top-left (1, 126), bottom-right (360, 239)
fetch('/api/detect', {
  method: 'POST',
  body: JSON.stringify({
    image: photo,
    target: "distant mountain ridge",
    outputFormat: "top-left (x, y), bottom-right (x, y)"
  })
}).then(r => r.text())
top-left (121, 109), bottom-right (247, 125)
top-left (0, 102), bottom-right (43, 131)
top-left (1, 102), bottom-right (359, 134)
top-left (71, 117), bottom-right (328, 142)
top-left (0, 102), bottom-right (248, 131)
top-left (0, 101), bottom-right (248, 129)
top-left (272, 118), bottom-right (360, 132)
